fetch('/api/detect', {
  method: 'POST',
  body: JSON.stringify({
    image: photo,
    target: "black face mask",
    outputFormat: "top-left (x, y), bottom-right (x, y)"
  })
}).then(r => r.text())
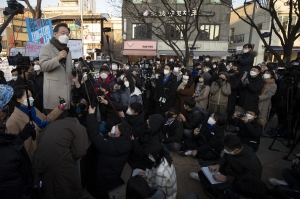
top-left (28, 72), bottom-right (36, 79)
top-left (167, 112), bottom-right (175, 118)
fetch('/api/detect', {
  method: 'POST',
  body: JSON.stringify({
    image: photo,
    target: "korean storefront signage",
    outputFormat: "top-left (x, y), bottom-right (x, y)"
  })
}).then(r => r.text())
top-left (143, 9), bottom-right (215, 17)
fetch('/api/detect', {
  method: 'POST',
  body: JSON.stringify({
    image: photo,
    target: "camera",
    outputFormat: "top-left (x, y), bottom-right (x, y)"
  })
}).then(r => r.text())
top-left (72, 68), bottom-right (77, 77)
top-left (8, 52), bottom-right (31, 66)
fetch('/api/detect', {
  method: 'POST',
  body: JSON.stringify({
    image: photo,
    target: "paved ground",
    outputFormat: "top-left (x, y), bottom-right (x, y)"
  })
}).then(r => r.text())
top-left (173, 116), bottom-right (300, 199)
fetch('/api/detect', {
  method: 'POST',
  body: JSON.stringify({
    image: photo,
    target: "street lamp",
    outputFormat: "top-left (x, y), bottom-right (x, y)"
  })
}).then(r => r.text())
top-left (244, 0), bottom-right (257, 45)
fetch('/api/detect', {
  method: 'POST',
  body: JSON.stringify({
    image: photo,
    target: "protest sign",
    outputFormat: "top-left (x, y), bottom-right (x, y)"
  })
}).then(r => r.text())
top-left (25, 42), bottom-right (44, 57)
top-left (25, 18), bottom-right (54, 44)
top-left (67, 40), bottom-right (82, 59)
top-left (0, 60), bottom-right (13, 81)
top-left (10, 48), bottom-right (26, 56)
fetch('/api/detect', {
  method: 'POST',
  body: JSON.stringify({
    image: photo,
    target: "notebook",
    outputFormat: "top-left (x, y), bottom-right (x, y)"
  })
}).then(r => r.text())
top-left (108, 183), bottom-right (126, 199)
top-left (201, 166), bottom-right (222, 184)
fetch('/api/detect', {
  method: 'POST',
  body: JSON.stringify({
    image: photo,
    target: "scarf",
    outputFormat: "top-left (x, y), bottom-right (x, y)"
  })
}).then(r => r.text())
top-left (50, 37), bottom-right (67, 51)
top-left (207, 123), bottom-right (215, 130)
top-left (17, 106), bottom-right (50, 128)
top-left (261, 78), bottom-right (275, 95)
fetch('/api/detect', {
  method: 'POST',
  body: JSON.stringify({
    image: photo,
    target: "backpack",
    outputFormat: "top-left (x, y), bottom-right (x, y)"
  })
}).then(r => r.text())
top-left (194, 107), bottom-right (209, 126)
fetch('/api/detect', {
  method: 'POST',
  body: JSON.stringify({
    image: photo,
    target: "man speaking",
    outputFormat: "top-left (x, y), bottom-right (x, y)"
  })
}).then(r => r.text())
top-left (39, 23), bottom-right (72, 118)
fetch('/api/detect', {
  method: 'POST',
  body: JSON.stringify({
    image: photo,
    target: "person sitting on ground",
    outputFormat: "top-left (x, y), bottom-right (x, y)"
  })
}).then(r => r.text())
top-left (126, 175), bottom-right (165, 199)
top-left (180, 112), bottom-right (225, 160)
top-left (139, 142), bottom-right (177, 199)
top-left (229, 109), bottom-right (264, 152)
top-left (161, 107), bottom-right (183, 152)
top-left (98, 65), bottom-right (116, 89)
top-left (178, 98), bottom-right (205, 139)
top-left (190, 134), bottom-right (262, 186)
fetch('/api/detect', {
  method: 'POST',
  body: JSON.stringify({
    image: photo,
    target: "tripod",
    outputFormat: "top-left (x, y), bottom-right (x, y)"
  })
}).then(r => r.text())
top-left (283, 112), bottom-right (300, 160)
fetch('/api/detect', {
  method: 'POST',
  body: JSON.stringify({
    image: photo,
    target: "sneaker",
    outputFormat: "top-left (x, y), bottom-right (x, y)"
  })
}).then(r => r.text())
top-left (190, 172), bottom-right (200, 181)
top-left (180, 150), bottom-right (192, 157)
top-left (269, 178), bottom-right (288, 186)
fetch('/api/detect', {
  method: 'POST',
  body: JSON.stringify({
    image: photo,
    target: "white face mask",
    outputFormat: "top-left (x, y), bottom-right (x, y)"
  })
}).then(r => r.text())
top-left (263, 74), bottom-right (270, 79)
top-left (169, 59), bottom-right (174, 62)
top-left (112, 65), bottom-right (118, 70)
top-left (75, 63), bottom-right (79, 68)
top-left (173, 67), bottom-right (179, 73)
top-left (207, 117), bottom-right (216, 125)
top-left (213, 65), bottom-right (216, 68)
top-left (205, 58), bottom-right (209, 62)
top-left (34, 65), bottom-right (41, 71)
top-left (86, 60), bottom-right (91, 63)
top-left (155, 74), bottom-right (159, 79)
top-left (246, 113), bottom-right (254, 120)
top-left (100, 73), bottom-right (108, 79)
top-left (126, 108), bottom-right (134, 115)
top-left (11, 76), bottom-right (17, 81)
top-left (224, 148), bottom-right (235, 155)
top-left (156, 61), bottom-right (160, 64)
top-left (149, 156), bottom-right (156, 162)
top-left (182, 75), bottom-right (189, 80)
top-left (243, 49), bottom-right (249, 53)
top-left (124, 81), bottom-right (129, 87)
top-left (250, 71), bottom-right (257, 77)
top-left (120, 75), bottom-right (125, 81)
top-left (23, 97), bottom-right (34, 107)
top-left (164, 69), bottom-right (170, 75)
top-left (58, 34), bottom-right (69, 44)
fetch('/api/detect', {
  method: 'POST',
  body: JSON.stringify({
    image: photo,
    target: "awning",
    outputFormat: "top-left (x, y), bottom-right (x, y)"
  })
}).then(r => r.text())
top-left (158, 50), bottom-right (231, 56)
top-left (270, 46), bottom-right (300, 52)
top-left (123, 50), bottom-right (157, 56)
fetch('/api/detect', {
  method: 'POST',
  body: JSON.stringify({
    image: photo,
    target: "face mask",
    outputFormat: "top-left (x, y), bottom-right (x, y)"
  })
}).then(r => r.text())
top-left (106, 59), bottom-right (110, 62)
top-left (169, 59), bottom-right (174, 62)
top-left (100, 73), bottom-right (108, 79)
top-left (167, 112), bottom-right (175, 118)
top-left (34, 65), bottom-right (41, 71)
top-left (243, 49), bottom-right (249, 53)
top-left (23, 97), bottom-right (34, 107)
top-left (75, 63), bottom-right (79, 68)
top-left (58, 34), bottom-right (69, 44)
top-left (112, 65), bottom-right (118, 70)
top-left (11, 76), bottom-right (17, 81)
top-left (246, 113), bottom-right (254, 120)
top-left (164, 69), bottom-right (169, 75)
top-left (86, 60), bottom-right (91, 63)
top-left (213, 65), bottom-right (216, 68)
top-left (120, 75), bottom-right (125, 80)
top-left (157, 61), bottom-right (160, 64)
top-left (263, 74), bottom-right (270, 79)
top-left (207, 117), bottom-right (216, 125)
top-left (155, 74), bottom-right (159, 79)
top-left (250, 71), bottom-right (257, 77)
top-left (110, 126), bottom-right (116, 136)
top-left (126, 108), bottom-right (134, 115)
top-left (224, 148), bottom-right (235, 155)
top-left (173, 67), bottom-right (179, 73)
top-left (149, 156), bottom-right (156, 162)
top-left (124, 81), bottom-right (130, 87)
top-left (182, 75), bottom-right (189, 80)
top-left (205, 58), bottom-right (209, 62)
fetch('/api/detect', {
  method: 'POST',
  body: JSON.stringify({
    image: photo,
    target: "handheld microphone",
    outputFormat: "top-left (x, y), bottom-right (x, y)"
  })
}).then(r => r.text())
top-left (61, 47), bottom-right (69, 65)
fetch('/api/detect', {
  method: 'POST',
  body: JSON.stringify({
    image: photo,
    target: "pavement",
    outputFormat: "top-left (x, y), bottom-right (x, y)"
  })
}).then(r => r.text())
top-left (173, 115), bottom-right (300, 199)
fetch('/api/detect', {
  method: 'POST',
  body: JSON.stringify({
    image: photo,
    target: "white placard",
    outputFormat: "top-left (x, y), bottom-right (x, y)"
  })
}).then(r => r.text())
top-left (10, 48), bottom-right (26, 56)
top-left (67, 40), bottom-right (82, 59)
top-left (236, 46), bottom-right (243, 51)
top-left (0, 60), bottom-right (13, 81)
top-left (25, 42), bottom-right (44, 57)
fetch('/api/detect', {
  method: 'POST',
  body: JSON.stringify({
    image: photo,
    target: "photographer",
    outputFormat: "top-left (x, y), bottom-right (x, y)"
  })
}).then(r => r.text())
top-left (229, 109), bottom-right (263, 152)
top-left (85, 56), bottom-right (95, 72)
top-left (237, 44), bottom-right (255, 75)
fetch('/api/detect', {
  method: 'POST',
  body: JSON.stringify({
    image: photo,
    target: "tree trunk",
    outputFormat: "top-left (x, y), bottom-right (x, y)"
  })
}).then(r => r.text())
top-left (283, 45), bottom-right (293, 66)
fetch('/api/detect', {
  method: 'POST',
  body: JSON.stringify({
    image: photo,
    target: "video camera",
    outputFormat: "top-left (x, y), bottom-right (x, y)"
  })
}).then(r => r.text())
top-left (277, 63), bottom-right (300, 84)
top-left (8, 52), bottom-right (31, 66)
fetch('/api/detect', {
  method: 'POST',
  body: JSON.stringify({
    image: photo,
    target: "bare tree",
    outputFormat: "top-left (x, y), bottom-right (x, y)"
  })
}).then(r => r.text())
top-left (222, 0), bottom-right (300, 65)
top-left (24, 0), bottom-right (42, 19)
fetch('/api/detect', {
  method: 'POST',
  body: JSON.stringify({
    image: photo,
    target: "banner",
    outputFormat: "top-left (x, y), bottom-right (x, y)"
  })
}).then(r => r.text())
top-left (25, 42), bottom-right (44, 57)
top-left (67, 40), bottom-right (82, 59)
top-left (0, 60), bottom-right (13, 81)
top-left (10, 48), bottom-right (26, 56)
top-left (25, 18), bottom-right (54, 44)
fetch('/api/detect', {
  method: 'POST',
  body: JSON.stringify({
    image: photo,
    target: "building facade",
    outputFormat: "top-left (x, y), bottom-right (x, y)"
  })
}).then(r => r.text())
top-left (122, 0), bottom-right (231, 63)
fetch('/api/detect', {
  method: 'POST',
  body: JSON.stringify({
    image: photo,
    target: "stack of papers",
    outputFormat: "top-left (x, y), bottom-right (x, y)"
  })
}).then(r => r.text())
top-left (202, 167), bottom-right (222, 184)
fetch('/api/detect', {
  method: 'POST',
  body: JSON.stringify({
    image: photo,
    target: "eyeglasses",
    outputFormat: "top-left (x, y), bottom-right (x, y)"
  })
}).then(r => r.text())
top-left (59, 32), bottom-right (70, 36)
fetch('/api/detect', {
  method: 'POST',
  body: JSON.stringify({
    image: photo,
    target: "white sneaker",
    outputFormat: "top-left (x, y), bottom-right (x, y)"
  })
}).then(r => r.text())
top-left (269, 178), bottom-right (288, 186)
top-left (180, 150), bottom-right (192, 157)
top-left (190, 172), bottom-right (200, 181)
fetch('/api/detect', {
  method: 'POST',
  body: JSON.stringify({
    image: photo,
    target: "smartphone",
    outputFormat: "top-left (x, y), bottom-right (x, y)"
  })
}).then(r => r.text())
top-left (198, 124), bottom-right (203, 131)
top-left (242, 71), bottom-right (248, 79)
top-left (238, 114), bottom-right (245, 118)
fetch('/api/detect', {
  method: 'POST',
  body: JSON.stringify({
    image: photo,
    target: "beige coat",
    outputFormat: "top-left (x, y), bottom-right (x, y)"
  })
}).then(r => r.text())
top-left (258, 83), bottom-right (277, 120)
top-left (195, 85), bottom-right (210, 109)
top-left (39, 43), bottom-right (72, 109)
top-left (6, 107), bottom-right (62, 158)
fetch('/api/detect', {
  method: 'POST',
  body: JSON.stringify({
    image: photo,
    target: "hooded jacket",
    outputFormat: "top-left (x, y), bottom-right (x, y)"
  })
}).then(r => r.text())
top-left (125, 110), bottom-right (146, 138)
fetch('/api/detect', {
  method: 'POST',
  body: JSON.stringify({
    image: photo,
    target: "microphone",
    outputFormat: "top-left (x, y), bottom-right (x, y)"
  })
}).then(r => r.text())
top-left (61, 47), bottom-right (69, 65)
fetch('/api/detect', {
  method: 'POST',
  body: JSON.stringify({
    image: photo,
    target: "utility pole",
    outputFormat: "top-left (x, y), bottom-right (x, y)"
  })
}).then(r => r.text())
top-left (248, 1), bottom-right (256, 45)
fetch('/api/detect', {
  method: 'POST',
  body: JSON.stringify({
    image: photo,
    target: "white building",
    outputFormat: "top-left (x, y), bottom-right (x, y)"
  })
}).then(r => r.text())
top-left (43, 0), bottom-right (96, 14)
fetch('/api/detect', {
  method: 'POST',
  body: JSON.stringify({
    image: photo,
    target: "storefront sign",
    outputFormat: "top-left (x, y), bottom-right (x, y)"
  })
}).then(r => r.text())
top-left (143, 9), bottom-right (215, 17)
top-left (124, 40), bottom-right (157, 50)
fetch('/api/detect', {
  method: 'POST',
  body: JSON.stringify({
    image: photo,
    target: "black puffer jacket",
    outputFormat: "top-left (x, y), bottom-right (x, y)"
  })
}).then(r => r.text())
top-left (183, 107), bottom-right (204, 129)
top-left (125, 110), bottom-right (145, 138)
top-left (237, 52), bottom-right (254, 76)
top-left (162, 119), bottom-right (183, 143)
top-left (0, 130), bottom-right (33, 199)
top-left (227, 75), bottom-right (240, 114)
top-left (238, 75), bottom-right (264, 110)
top-left (86, 114), bottom-right (132, 199)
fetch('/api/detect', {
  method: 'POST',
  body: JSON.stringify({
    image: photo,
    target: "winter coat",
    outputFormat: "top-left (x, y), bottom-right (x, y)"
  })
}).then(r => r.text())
top-left (175, 83), bottom-right (195, 115)
top-left (125, 110), bottom-right (146, 138)
top-left (183, 107), bottom-right (204, 130)
top-left (194, 85), bottom-right (210, 109)
top-left (258, 82), bottom-right (277, 120)
top-left (39, 43), bottom-right (72, 110)
top-left (228, 117), bottom-right (263, 152)
top-left (6, 106), bottom-right (62, 158)
top-left (162, 118), bottom-right (184, 144)
top-left (209, 81), bottom-right (231, 106)
top-left (86, 114), bottom-right (132, 198)
top-left (111, 87), bottom-right (143, 108)
top-left (33, 118), bottom-right (89, 199)
top-left (11, 76), bottom-right (35, 96)
top-left (154, 73), bottom-right (178, 114)
top-left (238, 75), bottom-right (264, 110)
top-left (227, 75), bottom-right (240, 114)
top-left (0, 132), bottom-right (33, 199)
top-left (98, 74), bottom-right (116, 89)
top-left (216, 145), bottom-right (262, 184)
top-left (237, 52), bottom-right (255, 76)
top-left (32, 72), bottom-right (44, 112)
top-left (146, 158), bottom-right (177, 199)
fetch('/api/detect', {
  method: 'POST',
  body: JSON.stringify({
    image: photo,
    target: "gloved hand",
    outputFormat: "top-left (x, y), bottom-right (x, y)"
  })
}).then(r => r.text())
top-left (19, 122), bottom-right (35, 142)
top-left (58, 103), bottom-right (67, 111)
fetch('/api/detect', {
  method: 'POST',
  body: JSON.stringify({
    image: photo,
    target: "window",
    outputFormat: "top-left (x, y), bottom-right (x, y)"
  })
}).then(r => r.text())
top-left (257, 23), bottom-right (263, 30)
top-left (70, 30), bottom-right (81, 39)
top-left (165, 24), bottom-right (184, 40)
top-left (198, 24), bottom-right (220, 41)
top-left (15, 41), bottom-right (27, 47)
top-left (132, 24), bottom-right (152, 39)
top-left (13, 26), bottom-right (27, 33)
top-left (276, 15), bottom-right (300, 33)
top-left (229, 34), bottom-right (244, 43)
top-left (166, 0), bottom-right (185, 3)
top-left (203, 0), bottom-right (221, 4)
top-left (230, 28), bottom-right (235, 36)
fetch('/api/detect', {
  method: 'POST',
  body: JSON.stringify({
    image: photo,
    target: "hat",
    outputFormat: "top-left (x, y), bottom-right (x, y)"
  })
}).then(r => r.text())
top-left (0, 85), bottom-right (13, 112)
top-left (200, 72), bottom-right (211, 80)
top-left (34, 65), bottom-right (41, 71)
top-left (129, 67), bottom-right (140, 74)
top-left (106, 55), bottom-right (110, 59)
top-left (100, 66), bottom-right (110, 72)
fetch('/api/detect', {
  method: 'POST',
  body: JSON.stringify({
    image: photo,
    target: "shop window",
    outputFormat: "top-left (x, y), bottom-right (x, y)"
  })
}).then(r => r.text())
top-left (132, 24), bottom-right (152, 40)
top-left (198, 24), bottom-right (220, 41)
